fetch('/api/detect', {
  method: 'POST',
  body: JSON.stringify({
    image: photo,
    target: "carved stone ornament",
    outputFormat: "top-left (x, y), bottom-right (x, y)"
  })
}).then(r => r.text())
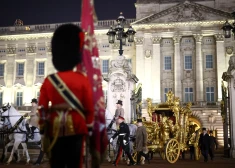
top-left (111, 77), bottom-right (126, 92)
top-left (46, 46), bottom-right (52, 52)
top-left (193, 34), bottom-right (203, 42)
top-left (145, 50), bottom-right (152, 58)
top-left (152, 37), bottom-right (161, 44)
top-left (112, 42), bottom-right (120, 49)
top-left (110, 59), bottom-right (128, 69)
top-left (133, 1), bottom-right (232, 25)
top-left (27, 46), bottom-right (36, 53)
top-left (228, 56), bottom-right (235, 74)
top-left (135, 37), bottom-right (144, 45)
top-left (25, 36), bottom-right (38, 40)
top-left (214, 34), bottom-right (224, 41)
top-left (226, 46), bottom-right (233, 55)
top-left (169, 3), bottom-right (204, 22)
top-left (7, 47), bottom-right (16, 54)
top-left (120, 93), bottom-right (125, 100)
top-left (173, 36), bottom-right (182, 43)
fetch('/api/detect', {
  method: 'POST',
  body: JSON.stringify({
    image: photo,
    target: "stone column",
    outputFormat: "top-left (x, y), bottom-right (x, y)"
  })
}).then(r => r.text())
top-left (135, 37), bottom-right (145, 95)
top-left (226, 55), bottom-right (235, 158)
top-left (194, 35), bottom-right (204, 102)
top-left (173, 36), bottom-right (182, 99)
top-left (152, 37), bottom-right (161, 103)
top-left (215, 34), bottom-right (226, 101)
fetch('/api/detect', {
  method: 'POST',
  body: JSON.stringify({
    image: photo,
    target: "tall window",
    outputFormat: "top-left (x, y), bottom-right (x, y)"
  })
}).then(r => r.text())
top-left (164, 56), bottom-right (171, 70)
top-left (0, 63), bottom-right (4, 77)
top-left (0, 92), bottom-right (3, 106)
top-left (206, 55), bottom-right (213, 69)
top-left (185, 56), bottom-right (192, 70)
top-left (16, 92), bottom-right (23, 106)
top-left (206, 87), bottom-right (215, 102)
top-left (164, 88), bottom-right (172, 102)
top-left (17, 63), bottom-right (24, 76)
top-left (185, 88), bottom-right (193, 102)
top-left (102, 60), bottom-right (109, 73)
top-left (37, 62), bottom-right (45, 76)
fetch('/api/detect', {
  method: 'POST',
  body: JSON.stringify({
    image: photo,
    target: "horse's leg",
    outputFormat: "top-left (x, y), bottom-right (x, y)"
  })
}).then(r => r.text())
top-left (6, 141), bottom-right (20, 165)
top-left (3, 140), bottom-right (14, 162)
top-left (21, 143), bottom-right (30, 164)
top-left (14, 148), bottom-right (21, 163)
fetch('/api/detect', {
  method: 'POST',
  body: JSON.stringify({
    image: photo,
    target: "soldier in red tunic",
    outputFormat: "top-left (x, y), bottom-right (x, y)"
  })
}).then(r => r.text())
top-left (38, 24), bottom-right (94, 168)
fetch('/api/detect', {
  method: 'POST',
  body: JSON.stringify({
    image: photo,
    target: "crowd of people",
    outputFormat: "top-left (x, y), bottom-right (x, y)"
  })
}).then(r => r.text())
top-left (107, 100), bottom-right (219, 166)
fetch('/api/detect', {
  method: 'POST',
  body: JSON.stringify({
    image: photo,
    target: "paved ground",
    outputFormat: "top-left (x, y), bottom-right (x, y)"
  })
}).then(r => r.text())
top-left (0, 154), bottom-right (235, 168)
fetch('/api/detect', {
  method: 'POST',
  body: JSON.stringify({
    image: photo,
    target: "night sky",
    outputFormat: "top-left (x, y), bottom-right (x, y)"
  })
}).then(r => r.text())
top-left (0, 0), bottom-right (136, 27)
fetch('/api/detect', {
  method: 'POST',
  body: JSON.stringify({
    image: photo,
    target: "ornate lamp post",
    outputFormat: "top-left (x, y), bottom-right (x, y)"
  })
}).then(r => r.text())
top-left (106, 12), bottom-right (136, 56)
top-left (222, 12), bottom-right (235, 38)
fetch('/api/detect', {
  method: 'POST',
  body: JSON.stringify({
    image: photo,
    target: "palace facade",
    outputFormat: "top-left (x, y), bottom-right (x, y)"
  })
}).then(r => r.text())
top-left (1, 0), bottom-right (235, 147)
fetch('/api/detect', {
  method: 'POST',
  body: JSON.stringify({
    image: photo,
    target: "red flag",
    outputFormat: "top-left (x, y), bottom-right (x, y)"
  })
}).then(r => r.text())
top-left (79, 0), bottom-right (108, 167)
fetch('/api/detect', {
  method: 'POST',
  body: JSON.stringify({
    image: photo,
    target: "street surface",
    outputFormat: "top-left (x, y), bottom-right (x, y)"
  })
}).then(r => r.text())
top-left (0, 154), bottom-right (235, 168)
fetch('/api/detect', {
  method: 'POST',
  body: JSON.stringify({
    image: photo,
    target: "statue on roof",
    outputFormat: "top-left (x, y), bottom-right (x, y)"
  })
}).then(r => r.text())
top-left (14, 19), bottom-right (23, 26)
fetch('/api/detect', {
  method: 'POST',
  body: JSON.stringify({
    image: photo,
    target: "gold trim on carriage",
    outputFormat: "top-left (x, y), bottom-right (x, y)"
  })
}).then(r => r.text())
top-left (134, 91), bottom-right (201, 164)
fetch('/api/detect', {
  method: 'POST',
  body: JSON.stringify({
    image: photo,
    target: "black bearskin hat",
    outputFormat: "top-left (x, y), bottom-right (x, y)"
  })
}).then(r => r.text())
top-left (51, 24), bottom-right (84, 71)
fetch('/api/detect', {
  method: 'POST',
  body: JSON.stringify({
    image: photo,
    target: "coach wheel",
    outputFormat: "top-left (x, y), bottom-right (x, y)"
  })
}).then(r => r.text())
top-left (165, 138), bottom-right (180, 164)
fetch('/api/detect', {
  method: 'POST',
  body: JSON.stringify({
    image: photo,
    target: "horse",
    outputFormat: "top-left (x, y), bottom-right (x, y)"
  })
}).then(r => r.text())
top-left (0, 103), bottom-right (42, 165)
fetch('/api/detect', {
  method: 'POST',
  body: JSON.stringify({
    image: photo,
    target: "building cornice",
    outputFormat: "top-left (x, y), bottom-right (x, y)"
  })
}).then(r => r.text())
top-left (132, 20), bottom-right (228, 30)
top-left (0, 19), bottom-right (135, 37)
top-left (0, 29), bottom-right (110, 41)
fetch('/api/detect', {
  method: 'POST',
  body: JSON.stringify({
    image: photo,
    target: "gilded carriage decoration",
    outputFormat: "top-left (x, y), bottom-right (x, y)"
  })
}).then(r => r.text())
top-left (111, 77), bottom-right (126, 92)
top-left (134, 90), bottom-right (201, 164)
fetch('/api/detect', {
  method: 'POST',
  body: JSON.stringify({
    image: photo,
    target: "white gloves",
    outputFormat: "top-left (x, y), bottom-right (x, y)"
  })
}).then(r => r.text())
top-left (123, 140), bottom-right (128, 145)
top-left (110, 138), bottom-right (113, 143)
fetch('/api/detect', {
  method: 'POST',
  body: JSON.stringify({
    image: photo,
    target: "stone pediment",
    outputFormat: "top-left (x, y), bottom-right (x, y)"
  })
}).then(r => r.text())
top-left (132, 1), bottom-right (232, 24)
top-left (14, 78), bottom-right (25, 86)
top-left (34, 76), bottom-right (44, 85)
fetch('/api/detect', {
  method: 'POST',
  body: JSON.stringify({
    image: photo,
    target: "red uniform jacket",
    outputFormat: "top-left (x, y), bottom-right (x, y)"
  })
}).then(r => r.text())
top-left (38, 70), bottom-right (94, 137)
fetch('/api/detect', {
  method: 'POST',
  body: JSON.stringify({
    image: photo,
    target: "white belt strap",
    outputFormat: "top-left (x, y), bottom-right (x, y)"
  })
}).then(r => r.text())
top-left (119, 133), bottom-right (126, 136)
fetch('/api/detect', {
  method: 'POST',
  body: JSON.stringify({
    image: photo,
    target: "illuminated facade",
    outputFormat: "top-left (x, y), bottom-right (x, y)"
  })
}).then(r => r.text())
top-left (1, 0), bottom-right (235, 146)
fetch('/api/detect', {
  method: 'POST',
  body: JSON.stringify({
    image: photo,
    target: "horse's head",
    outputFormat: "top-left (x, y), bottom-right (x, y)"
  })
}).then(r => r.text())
top-left (0, 103), bottom-right (11, 114)
top-left (0, 116), bottom-right (7, 129)
top-left (0, 103), bottom-right (11, 129)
